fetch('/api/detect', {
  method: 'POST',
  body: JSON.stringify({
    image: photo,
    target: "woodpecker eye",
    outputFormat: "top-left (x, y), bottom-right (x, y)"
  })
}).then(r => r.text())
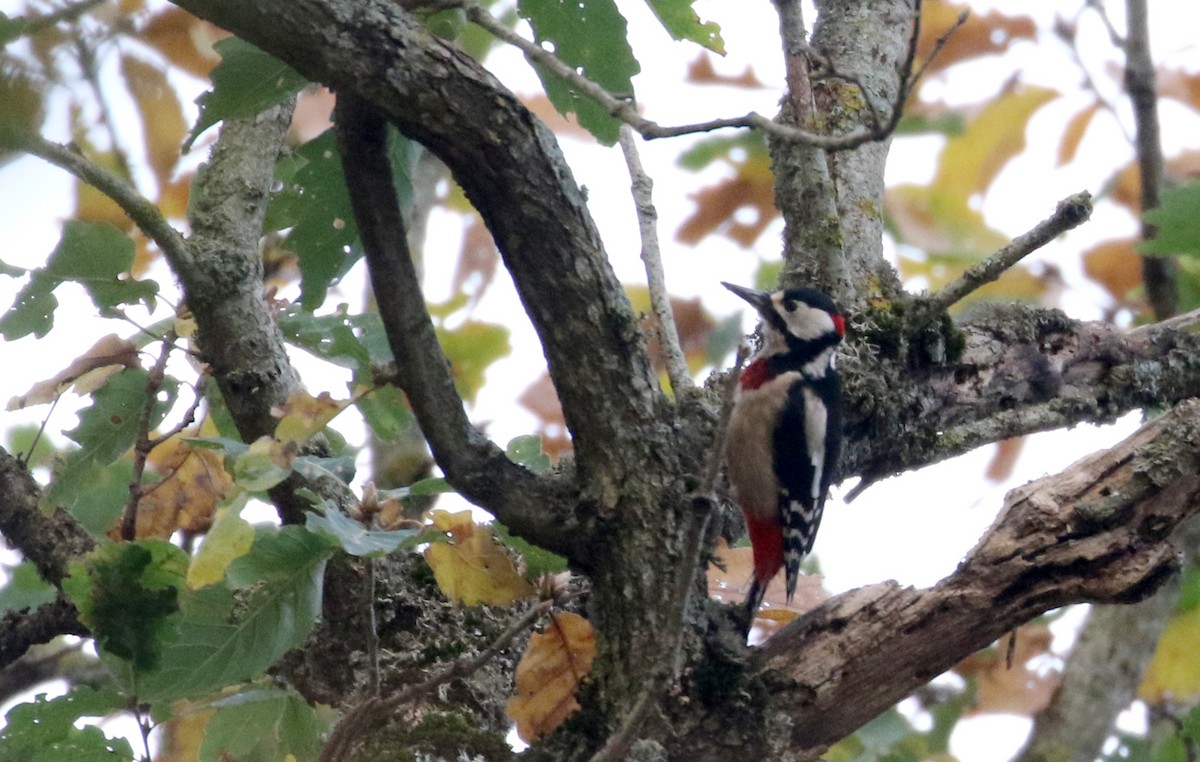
top-left (783, 300), bottom-right (797, 313)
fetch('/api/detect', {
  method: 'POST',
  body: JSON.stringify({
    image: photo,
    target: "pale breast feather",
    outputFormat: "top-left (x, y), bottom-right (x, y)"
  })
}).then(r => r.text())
top-left (725, 371), bottom-right (803, 516)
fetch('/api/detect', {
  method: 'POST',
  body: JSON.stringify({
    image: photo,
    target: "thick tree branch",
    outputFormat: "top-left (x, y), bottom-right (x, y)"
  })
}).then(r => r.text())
top-left (0, 598), bottom-right (90, 672)
top-left (842, 308), bottom-right (1200, 488)
top-left (1125, 0), bottom-right (1176, 320)
top-left (169, 0), bottom-right (662, 486)
top-left (0, 447), bottom-right (93, 587)
top-left (684, 399), bottom-right (1200, 757)
top-left (334, 96), bottom-right (579, 559)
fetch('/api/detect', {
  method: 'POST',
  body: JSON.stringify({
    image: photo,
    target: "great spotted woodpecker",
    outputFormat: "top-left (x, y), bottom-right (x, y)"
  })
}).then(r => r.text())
top-left (721, 281), bottom-right (844, 622)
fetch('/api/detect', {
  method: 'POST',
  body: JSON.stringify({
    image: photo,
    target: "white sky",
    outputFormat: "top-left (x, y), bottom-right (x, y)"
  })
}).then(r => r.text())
top-left (1, 0), bottom-right (1198, 758)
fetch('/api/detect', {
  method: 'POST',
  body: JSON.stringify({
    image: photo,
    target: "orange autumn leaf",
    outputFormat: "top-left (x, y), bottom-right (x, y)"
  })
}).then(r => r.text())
top-left (507, 612), bottom-right (596, 743)
top-left (120, 54), bottom-right (186, 186)
top-left (424, 510), bottom-right (534, 606)
top-left (1082, 238), bottom-right (1142, 303)
top-left (121, 434), bottom-right (233, 538)
top-left (1057, 102), bottom-right (1100, 167)
top-left (916, 1), bottom-right (1036, 78)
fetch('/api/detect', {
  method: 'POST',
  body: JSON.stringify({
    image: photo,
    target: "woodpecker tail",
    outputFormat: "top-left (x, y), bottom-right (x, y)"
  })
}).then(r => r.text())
top-left (782, 497), bottom-right (825, 603)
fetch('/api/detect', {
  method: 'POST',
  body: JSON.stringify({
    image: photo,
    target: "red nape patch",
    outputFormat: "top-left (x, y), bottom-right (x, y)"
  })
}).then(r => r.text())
top-left (739, 359), bottom-right (773, 390)
top-left (743, 512), bottom-right (783, 585)
top-left (833, 314), bottom-right (846, 337)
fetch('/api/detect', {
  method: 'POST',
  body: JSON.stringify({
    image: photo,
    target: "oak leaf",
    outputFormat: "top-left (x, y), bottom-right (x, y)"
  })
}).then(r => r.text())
top-left (507, 612), bottom-right (596, 743)
top-left (424, 510), bottom-right (534, 606)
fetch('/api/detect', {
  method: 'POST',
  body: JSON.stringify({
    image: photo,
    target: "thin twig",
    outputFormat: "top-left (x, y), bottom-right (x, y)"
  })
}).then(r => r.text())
top-left (121, 331), bottom-right (177, 541)
top-left (0, 129), bottom-right (192, 274)
top-left (1131, 306), bottom-right (1200, 335)
top-left (618, 125), bottom-right (691, 395)
top-left (320, 596), bottom-right (559, 762)
top-left (909, 192), bottom-right (1094, 331)
top-left (1125, 0), bottom-right (1177, 320)
top-left (365, 557), bottom-right (380, 696)
top-left (439, 0), bottom-right (908, 150)
top-left (704, 344), bottom-right (750, 494)
top-left (587, 689), bottom-right (656, 762)
top-left (74, 33), bottom-right (133, 179)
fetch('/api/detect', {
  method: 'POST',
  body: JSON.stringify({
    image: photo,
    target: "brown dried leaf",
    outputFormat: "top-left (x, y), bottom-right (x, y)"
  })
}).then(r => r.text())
top-left (522, 93), bottom-right (591, 140)
top-left (451, 216), bottom-right (499, 302)
top-left (955, 625), bottom-right (1058, 716)
top-left (686, 55), bottom-right (765, 88)
top-left (985, 437), bottom-right (1024, 482)
top-left (125, 435), bottom-right (233, 538)
top-left (507, 612), bottom-right (596, 743)
top-left (1057, 102), bottom-right (1099, 167)
top-left (272, 391), bottom-right (348, 445)
top-left (518, 373), bottom-right (571, 459)
top-left (677, 175), bottom-right (776, 248)
top-left (1082, 238), bottom-right (1142, 303)
top-left (292, 86), bottom-right (335, 143)
top-left (916, 0), bottom-right (1036, 78)
top-left (141, 7), bottom-right (225, 78)
top-left (8, 335), bottom-right (140, 410)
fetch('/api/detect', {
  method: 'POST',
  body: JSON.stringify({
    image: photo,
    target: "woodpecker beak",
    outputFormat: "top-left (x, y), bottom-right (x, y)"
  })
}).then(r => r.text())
top-left (721, 282), bottom-right (773, 316)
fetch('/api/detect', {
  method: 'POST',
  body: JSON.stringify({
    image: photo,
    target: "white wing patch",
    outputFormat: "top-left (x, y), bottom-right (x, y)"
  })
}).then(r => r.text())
top-left (802, 387), bottom-right (827, 502)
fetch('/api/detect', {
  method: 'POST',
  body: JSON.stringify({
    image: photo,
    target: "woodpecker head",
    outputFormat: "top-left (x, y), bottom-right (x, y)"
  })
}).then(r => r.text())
top-left (721, 281), bottom-right (845, 369)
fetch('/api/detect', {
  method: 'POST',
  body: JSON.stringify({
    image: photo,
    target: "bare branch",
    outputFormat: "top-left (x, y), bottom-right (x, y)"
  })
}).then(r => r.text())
top-left (0, 129), bottom-right (191, 273)
top-left (909, 192), bottom-right (1093, 330)
top-left (122, 332), bottom-right (177, 541)
top-left (1125, 0), bottom-right (1177, 319)
top-left (444, 0), bottom-right (909, 151)
top-left (0, 598), bottom-right (90, 672)
top-left (0, 447), bottom-right (94, 587)
top-left (618, 125), bottom-right (691, 395)
top-left (320, 597), bottom-right (556, 762)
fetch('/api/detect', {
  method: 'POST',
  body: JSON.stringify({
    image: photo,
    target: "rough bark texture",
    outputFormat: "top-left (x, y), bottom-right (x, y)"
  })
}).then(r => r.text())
top-left (4, 0), bottom-right (1200, 759)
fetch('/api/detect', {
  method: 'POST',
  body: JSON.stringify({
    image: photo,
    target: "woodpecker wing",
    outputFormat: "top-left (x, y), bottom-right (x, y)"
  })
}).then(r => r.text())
top-left (772, 373), bottom-right (841, 601)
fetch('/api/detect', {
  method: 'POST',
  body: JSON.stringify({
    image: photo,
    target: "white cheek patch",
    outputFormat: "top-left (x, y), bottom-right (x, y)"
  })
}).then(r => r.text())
top-left (785, 304), bottom-right (836, 340)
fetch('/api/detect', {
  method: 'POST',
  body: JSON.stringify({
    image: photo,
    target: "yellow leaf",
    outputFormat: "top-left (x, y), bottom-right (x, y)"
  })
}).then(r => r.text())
top-left (1140, 605), bottom-right (1200, 703)
top-left (187, 507), bottom-right (255, 588)
top-left (933, 85), bottom-right (1058, 204)
top-left (424, 511), bottom-right (533, 606)
top-left (120, 54), bottom-right (186, 186)
top-left (507, 612), bottom-right (596, 743)
top-left (272, 391), bottom-right (347, 445)
top-left (124, 436), bottom-right (234, 538)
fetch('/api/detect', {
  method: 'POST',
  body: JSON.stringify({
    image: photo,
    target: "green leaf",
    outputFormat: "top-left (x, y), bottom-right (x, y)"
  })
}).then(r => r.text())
top-left (292, 454), bottom-right (356, 485)
top-left (265, 127), bottom-right (418, 310)
top-left (129, 526), bottom-right (332, 703)
top-left (354, 383), bottom-right (414, 443)
top-left (198, 686), bottom-right (328, 762)
top-left (187, 507), bottom-right (256, 589)
top-left (231, 445), bottom-right (292, 492)
top-left (186, 38), bottom-right (307, 150)
top-left (44, 220), bottom-right (157, 311)
top-left (438, 320), bottom-right (510, 403)
top-left (43, 455), bottom-right (135, 538)
top-left (0, 561), bottom-right (56, 614)
top-left (6, 423), bottom-right (57, 470)
top-left (0, 686), bottom-right (132, 761)
top-left (677, 132), bottom-right (766, 171)
top-left (1142, 182), bottom-right (1200, 257)
top-left (63, 540), bottom-right (188, 671)
top-left (493, 522), bottom-right (568, 579)
top-left (518, 0), bottom-right (640, 145)
top-left (505, 435), bottom-right (551, 475)
top-left (643, 0), bottom-right (724, 53)
top-left (1183, 703), bottom-right (1200, 742)
top-left (0, 273), bottom-right (56, 339)
top-left (277, 303), bottom-right (373, 371)
top-left (306, 506), bottom-right (418, 557)
top-left (65, 369), bottom-right (177, 466)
